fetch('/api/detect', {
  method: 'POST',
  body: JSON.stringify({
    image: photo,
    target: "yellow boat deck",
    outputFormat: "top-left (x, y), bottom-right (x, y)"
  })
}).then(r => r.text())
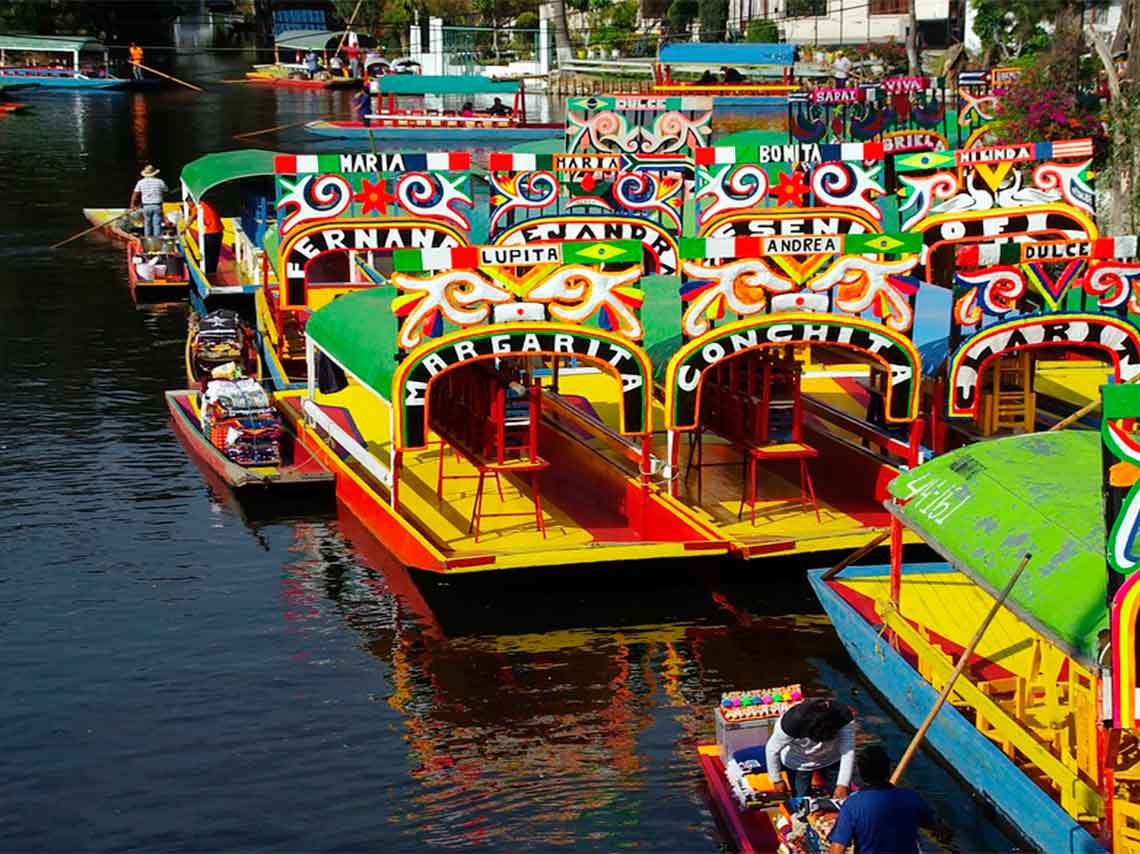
top-left (292, 381), bottom-right (725, 570)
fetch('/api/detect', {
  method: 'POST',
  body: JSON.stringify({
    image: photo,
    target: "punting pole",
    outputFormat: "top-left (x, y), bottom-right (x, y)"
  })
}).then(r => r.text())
top-left (1049, 373), bottom-right (1140, 432)
top-left (820, 528), bottom-right (891, 582)
top-left (132, 62), bottom-right (203, 92)
top-left (51, 210), bottom-right (132, 249)
top-left (232, 119), bottom-right (311, 140)
top-left (890, 552), bottom-right (1033, 784)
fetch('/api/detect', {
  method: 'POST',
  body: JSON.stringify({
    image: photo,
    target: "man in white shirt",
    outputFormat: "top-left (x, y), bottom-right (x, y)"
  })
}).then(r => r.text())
top-left (766, 697), bottom-right (856, 798)
top-left (833, 50), bottom-right (852, 87)
top-left (129, 164), bottom-right (169, 238)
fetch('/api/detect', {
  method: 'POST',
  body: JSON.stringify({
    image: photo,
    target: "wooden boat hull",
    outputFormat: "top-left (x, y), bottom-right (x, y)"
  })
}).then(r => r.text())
top-left (184, 315), bottom-right (262, 388)
top-left (0, 101), bottom-right (29, 114)
top-left (127, 243), bottom-right (188, 304)
top-left (165, 390), bottom-right (334, 492)
top-left (303, 119), bottom-right (563, 143)
top-left (808, 566), bottom-right (1104, 854)
top-left (697, 745), bottom-right (782, 853)
top-left (244, 71), bottom-right (357, 89)
top-left (83, 204), bottom-right (181, 243)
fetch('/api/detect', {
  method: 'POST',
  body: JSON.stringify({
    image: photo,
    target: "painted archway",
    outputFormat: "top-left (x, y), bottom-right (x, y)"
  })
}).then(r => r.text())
top-left (945, 313), bottom-right (1140, 419)
top-left (913, 205), bottom-right (1098, 282)
top-left (1112, 570), bottom-right (1140, 727)
top-left (279, 218), bottom-right (469, 309)
top-left (663, 312), bottom-right (922, 431)
top-left (699, 208), bottom-right (881, 241)
top-left (493, 216), bottom-right (679, 276)
top-left (393, 322), bottom-right (653, 450)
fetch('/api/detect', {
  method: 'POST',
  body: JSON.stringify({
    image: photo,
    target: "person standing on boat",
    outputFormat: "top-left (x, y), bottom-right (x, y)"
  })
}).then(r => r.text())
top-left (832, 50), bottom-right (851, 87)
top-left (827, 746), bottom-right (934, 854)
top-left (130, 165), bottom-right (169, 239)
top-left (187, 199), bottom-right (224, 276)
top-left (128, 42), bottom-right (144, 80)
top-left (766, 697), bottom-right (855, 798)
top-left (352, 85), bottom-right (372, 127)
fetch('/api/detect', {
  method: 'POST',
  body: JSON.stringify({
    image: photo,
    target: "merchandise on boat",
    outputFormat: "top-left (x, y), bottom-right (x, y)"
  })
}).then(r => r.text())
top-left (200, 373), bottom-right (281, 466)
top-left (127, 234), bottom-right (188, 303)
top-left (187, 309), bottom-right (259, 385)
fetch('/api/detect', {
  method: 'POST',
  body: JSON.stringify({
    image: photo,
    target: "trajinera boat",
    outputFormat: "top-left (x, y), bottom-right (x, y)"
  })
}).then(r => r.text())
top-left (244, 28), bottom-right (365, 89)
top-left (810, 382), bottom-right (1140, 853)
top-left (0, 34), bottom-right (129, 89)
top-left (303, 76), bottom-right (562, 142)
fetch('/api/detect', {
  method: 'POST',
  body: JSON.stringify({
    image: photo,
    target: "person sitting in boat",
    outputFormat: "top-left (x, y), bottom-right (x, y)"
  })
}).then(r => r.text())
top-left (827, 746), bottom-right (934, 854)
top-left (329, 54), bottom-right (345, 77)
top-left (693, 69), bottom-right (717, 86)
top-left (720, 65), bottom-right (744, 83)
top-left (460, 101), bottom-right (475, 117)
top-left (766, 697), bottom-right (855, 799)
top-left (130, 165), bottom-right (170, 239)
top-left (486, 96), bottom-right (512, 117)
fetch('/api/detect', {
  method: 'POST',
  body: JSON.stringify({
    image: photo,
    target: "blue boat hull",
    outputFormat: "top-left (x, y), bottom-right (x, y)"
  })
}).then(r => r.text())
top-left (807, 566), bottom-right (1105, 854)
top-left (0, 74), bottom-right (127, 90)
top-left (303, 122), bottom-right (562, 143)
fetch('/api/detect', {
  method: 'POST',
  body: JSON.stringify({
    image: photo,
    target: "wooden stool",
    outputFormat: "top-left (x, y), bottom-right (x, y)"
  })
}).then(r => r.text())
top-left (469, 458), bottom-right (550, 543)
top-left (738, 442), bottom-right (821, 525)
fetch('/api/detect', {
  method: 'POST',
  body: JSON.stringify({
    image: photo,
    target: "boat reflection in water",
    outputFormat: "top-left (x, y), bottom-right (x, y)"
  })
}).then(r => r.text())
top-left (264, 505), bottom-right (1016, 851)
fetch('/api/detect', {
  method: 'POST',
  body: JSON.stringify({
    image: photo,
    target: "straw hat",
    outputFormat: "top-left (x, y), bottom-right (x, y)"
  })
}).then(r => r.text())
top-left (140, 164), bottom-right (159, 177)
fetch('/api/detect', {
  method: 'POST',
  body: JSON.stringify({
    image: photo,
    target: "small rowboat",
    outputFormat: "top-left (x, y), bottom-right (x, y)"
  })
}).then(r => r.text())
top-left (244, 66), bottom-right (358, 89)
top-left (697, 745), bottom-right (784, 852)
top-left (185, 309), bottom-right (262, 388)
top-left (166, 389), bottom-right (334, 492)
top-left (0, 101), bottom-right (28, 114)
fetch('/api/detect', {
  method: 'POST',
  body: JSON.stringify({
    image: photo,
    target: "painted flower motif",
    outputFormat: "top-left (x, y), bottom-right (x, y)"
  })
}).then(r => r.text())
top-left (771, 169), bottom-right (810, 207)
top-left (354, 177), bottom-right (396, 216)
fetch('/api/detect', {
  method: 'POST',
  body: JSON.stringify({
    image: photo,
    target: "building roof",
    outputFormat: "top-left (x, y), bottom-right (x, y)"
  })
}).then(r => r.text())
top-left (889, 430), bottom-right (1108, 663)
top-left (0, 33), bottom-right (106, 53)
top-left (179, 149), bottom-right (279, 202)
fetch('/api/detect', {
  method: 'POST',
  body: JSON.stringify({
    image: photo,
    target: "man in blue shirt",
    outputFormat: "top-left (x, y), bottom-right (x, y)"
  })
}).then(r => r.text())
top-left (828, 745), bottom-right (934, 854)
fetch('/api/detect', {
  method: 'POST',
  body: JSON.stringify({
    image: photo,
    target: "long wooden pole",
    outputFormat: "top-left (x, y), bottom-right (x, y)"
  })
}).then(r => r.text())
top-left (51, 210), bottom-right (132, 249)
top-left (821, 529), bottom-right (890, 581)
top-left (232, 119), bottom-right (311, 140)
top-left (333, 0), bottom-right (364, 59)
top-left (132, 62), bottom-right (203, 92)
top-left (890, 552), bottom-right (1032, 784)
top-left (1049, 373), bottom-right (1140, 432)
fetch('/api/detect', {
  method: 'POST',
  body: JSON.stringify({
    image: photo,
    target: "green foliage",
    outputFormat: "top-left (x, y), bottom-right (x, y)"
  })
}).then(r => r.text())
top-left (698, 0), bottom-right (727, 41)
top-left (666, 0), bottom-right (697, 37)
top-left (990, 52), bottom-right (1106, 155)
top-left (970, 0), bottom-right (1106, 62)
top-left (786, 0), bottom-right (826, 15)
top-left (1106, 92), bottom-right (1140, 229)
top-left (589, 0), bottom-right (638, 51)
top-left (745, 18), bottom-right (778, 43)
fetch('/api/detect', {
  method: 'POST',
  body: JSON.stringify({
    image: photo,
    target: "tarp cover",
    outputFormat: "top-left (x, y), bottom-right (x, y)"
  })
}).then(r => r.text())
top-left (889, 430), bottom-right (1107, 663)
top-left (659, 43), bottom-right (795, 66)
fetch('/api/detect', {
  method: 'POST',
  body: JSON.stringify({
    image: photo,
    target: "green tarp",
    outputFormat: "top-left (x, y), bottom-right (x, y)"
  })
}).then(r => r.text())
top-left (306, 287), bottom-right (398, 401)
top-left (0, 33), bottom-right (105, 53)
top-left (180, 149), bottom-right (278, 202)
top-left (889, 431), bottom-right (1108, 663)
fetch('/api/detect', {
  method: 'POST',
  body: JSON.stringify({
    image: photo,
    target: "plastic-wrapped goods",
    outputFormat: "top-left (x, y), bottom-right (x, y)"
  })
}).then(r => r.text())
top-left (201, 377), bottom-right (281, 466)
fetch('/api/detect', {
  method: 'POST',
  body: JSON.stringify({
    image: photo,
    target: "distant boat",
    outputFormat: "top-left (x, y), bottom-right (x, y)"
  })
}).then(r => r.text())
top-left (244, 28), bottom-right (370, 90)
top-left (303, 75), bottom-right (562, 142)
top-left (0, 34), bottom-right (130, 89)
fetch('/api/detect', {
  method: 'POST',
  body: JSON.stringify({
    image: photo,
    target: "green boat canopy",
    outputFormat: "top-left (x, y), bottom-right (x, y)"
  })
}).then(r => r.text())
top-left (889, 431), bottom-right (1108, 663)
top-left (306, 287), bottom-right (398, 401)
top-left (0, 33), bottom-right (106, 53)
top-left (377, 74), bottom-right (521, 95)
top-left (180, 149), bottom-right (279, 202)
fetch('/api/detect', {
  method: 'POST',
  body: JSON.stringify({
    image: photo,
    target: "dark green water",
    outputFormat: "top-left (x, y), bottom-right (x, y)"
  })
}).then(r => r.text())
top-left (0, 55), bottom-right (1014, 850)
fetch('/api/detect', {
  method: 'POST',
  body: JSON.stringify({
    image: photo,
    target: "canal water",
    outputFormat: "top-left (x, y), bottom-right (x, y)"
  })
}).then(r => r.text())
top-left (0, 56), bottom-right (1014, 851)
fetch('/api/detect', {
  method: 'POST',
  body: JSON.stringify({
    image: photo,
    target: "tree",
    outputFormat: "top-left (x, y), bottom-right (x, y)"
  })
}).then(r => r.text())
top-left (697, 0), bottom-right (727, 42)
top-left (666, 0), bottom-right (697, 39)
top-left (547, 0), bottom-right (574, 64)
top-left (905, 0), bottom-right (919, 75)
top-left (745, 19), bottom-right (778, 43)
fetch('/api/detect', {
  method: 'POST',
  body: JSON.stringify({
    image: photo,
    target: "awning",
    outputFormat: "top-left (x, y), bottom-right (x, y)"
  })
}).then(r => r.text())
top-left (180, 149), bottom-right (279, 202)
top-left (377, 74), bottom-right (521, 95)
top-left (0, 33), bottom-right (106, 53)
top-left (274, 29), bottom-right (376, 51)
top-left (659, 42), bottom-right (795, 66)
top-left (889, 430), bottom-right (1107, 663)
top-left (306, 287), bottom-right (399, 400)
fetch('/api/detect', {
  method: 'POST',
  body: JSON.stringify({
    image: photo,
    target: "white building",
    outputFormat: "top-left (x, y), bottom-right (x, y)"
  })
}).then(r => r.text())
top-left (727, 0), bottom-right (959, 47)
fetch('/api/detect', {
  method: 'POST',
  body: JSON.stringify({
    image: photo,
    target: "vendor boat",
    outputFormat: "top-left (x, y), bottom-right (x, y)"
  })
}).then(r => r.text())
top-left (185, 309), bottom-right (261, 387)
top-left (0, 34), bottom-right (128, 89)
top-left (244, 28), bottom-right (366, 89)
top-left (303, 76), bottom-right (561, 143)
top-left (808, 382), bottom-right (1140, 853)
top-left (126, 235), bottom-right (188, 303)
top-left (165, 378), bottom-right (332, 492)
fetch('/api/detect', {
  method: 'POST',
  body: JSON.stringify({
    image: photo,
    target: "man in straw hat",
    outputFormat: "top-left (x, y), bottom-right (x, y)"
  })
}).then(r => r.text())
top-left (129, 165), bottom-right (169, 238)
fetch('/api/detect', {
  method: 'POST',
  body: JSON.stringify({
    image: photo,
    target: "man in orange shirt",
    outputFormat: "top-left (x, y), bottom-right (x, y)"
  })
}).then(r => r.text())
top-left (188, 199), bottom-right (224, 275)
top-left (128, 42), bottom-right (144, 80)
